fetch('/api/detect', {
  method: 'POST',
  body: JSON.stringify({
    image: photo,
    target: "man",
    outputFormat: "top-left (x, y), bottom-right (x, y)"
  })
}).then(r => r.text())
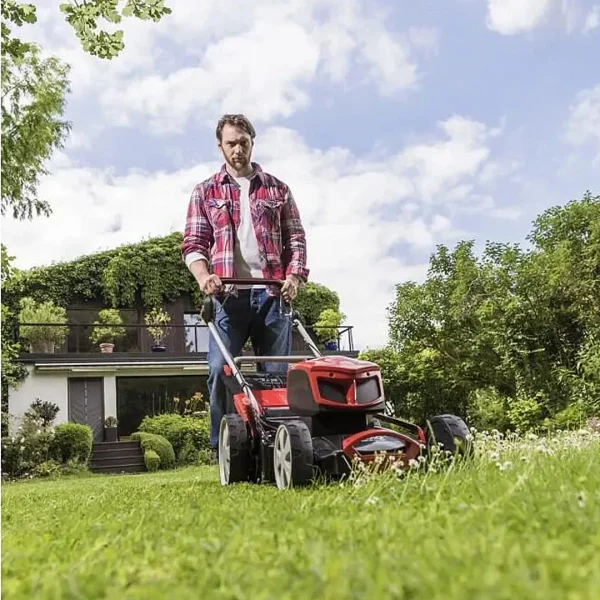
top-left (181, 114), bottom-right (309, 450)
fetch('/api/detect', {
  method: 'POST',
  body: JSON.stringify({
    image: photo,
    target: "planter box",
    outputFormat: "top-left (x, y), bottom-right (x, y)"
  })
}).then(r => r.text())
top-left (104, 427), bottom-right (118, 442)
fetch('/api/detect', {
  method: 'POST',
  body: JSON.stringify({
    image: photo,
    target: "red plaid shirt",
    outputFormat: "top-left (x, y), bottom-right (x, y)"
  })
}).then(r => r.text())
top-left (182, 163), bottom-right (309, 292)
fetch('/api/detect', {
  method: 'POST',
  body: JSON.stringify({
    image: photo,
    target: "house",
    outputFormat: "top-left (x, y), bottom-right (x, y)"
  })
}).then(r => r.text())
top-left (5, 235), bottom-right (357, 442)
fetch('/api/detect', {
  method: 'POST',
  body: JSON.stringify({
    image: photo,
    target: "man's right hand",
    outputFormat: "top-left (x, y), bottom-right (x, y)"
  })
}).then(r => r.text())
top-left (199, 274), bottom-right (223, 295)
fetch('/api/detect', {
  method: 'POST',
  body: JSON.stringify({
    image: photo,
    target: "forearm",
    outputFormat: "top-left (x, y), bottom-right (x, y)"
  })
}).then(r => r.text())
top-left (187, 257), bottom-right (210, 286)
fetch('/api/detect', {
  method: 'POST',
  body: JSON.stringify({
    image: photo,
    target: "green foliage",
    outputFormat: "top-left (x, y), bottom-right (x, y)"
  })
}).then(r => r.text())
top-left (313, 308), bottom-right (345, 343)
top-left (130, 431), bottom-right (175, 469)
top-left (24, 399), bottom-right (59, 427)
top-left (33, 459), bottom-right (62, 478)
top-left (1, 245), bottom-right (27, 424)
top-left (466, 387), bottom-right (511, 432)
top-left (1, 400), bottom-right (57, 477)
top-left (3, 233), bottom-right (204, 311)
top-left (50, 423), bottom-right (93, 464)
top-left (1, 3), bottom-right (71, 220)
top-left (138, 413), bottom-right (210, 464)
top-left (143, 449), bottom-right (160, 472)
top-left (293, 282), bottom-right (340, 326)
top-left (59, 0), bottom-right (172, 59)
top-left (89, 308), bottom-right (126, 345)
top-left (18, 296), bottom-right (69, 350)
top-left (383, 191), bottom-right (600, 430)
top-left (144, 305), bottom-right (172, 346)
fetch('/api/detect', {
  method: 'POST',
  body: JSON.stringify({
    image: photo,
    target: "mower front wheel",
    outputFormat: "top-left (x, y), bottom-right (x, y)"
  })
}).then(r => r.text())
top-left (219, 414), bottom-right (251, 485)
top-left (273, 420), bottom-right (314, 490)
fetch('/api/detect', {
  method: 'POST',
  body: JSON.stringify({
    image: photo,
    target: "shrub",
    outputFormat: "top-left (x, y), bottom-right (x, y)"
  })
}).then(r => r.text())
top-left (33, 459), bottom-right (62, 478)
top-left (549, 402), bottom-right (589, 430)
top-left (50, 423), bottom-right (93, 464)
top-left (1, 409), bottom-right (56, 478)
top-left (178, 435), bottom-right (198, 465)
top-left (131, 432), bottom-right (175, 469)
top-left (89, 308), bottom-right (126, 346)
top-left (467, 387), bottom-right (511, 432)
top-left (507, 393), bottom-right (543, 432)
top-left (24, 399), bottom-right (60, 427)
top-left (138, 413), bottom-right (210, 463)
top-left (144, 449), bottom-right (160, 472)
top-left (18, 297), bottom-right (69, 351)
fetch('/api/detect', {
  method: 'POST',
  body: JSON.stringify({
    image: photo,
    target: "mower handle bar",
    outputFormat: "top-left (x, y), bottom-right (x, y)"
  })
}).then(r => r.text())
top-left (233, 355), bottom-right (316, 365)
top-left (219, 277), bottom-right (285, 287)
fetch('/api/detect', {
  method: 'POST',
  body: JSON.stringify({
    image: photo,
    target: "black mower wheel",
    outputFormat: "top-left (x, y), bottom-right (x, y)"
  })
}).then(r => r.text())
top-left (218, 414), bottom-right (251, 485)
top-left (273, 420), bottom-right (314, 490)
top-left (424, 414), bottom-right (474, 460)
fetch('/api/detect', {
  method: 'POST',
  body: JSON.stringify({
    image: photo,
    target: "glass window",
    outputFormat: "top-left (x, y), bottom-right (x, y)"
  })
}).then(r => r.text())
top-left (183, 313), bottom-right (209, 353)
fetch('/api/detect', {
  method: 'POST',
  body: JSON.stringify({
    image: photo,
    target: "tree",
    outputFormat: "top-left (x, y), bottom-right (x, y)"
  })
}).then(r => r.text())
top-left (384, 192), bottom-right (600, 430)
top-left (1, 0), bottom-right (172, 220)
top-left (1, 17), bottom-right (71, 219)
top-left (1, 245), bottom-right (28, 430)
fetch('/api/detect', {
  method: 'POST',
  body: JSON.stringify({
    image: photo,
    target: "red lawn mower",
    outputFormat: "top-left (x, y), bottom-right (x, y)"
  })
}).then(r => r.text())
top-left (201, 278), bottom-right (473, 490)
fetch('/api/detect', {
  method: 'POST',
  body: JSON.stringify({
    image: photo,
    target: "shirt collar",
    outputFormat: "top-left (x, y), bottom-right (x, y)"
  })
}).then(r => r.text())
top-left (217, 162), bottom-right (265, 185)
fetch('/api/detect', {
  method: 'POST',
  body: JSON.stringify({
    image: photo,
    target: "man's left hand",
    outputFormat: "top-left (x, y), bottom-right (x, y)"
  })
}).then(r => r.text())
top-left (281, 274), bottom-right (302, 302)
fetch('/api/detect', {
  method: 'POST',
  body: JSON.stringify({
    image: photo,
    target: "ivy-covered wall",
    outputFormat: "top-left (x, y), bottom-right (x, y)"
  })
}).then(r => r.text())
top-left (3, 232), bottom-right (342, 327)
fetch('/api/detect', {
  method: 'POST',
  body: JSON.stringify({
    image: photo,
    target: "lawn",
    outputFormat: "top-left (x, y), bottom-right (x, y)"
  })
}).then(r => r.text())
top-left (2, 429), bottom-right (600, 600)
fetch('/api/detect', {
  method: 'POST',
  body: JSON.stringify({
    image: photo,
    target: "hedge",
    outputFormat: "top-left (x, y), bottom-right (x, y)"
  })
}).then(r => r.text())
top-left (143, 450), bottom-right (160, 472)
top-left (50, 423), bottom-right (93, 464)
top-left (138, 413), bottom-right (210, 463)
top-left (131, 432), bottom-right (175, 469)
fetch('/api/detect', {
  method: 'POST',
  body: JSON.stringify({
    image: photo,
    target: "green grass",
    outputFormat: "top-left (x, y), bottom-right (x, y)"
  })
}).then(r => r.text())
top-left (2, 430), bottom-right (600, 600)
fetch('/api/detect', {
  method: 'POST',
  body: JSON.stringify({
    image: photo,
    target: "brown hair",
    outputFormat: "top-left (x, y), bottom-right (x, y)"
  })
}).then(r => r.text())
top-left (216, 114), bottom-right (256, 141)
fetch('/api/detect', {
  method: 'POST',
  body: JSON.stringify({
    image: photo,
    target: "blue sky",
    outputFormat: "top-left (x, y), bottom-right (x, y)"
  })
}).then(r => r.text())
top-left (3, 0), bottom-right (599, 349)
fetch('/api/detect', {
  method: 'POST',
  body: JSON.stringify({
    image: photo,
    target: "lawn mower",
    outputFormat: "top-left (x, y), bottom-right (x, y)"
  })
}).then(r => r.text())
top-left (201, 277), bottom-right (473, 490)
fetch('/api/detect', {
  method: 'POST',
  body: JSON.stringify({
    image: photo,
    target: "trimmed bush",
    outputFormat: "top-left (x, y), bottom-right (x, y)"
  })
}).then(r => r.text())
top-left (131, 432), bottom-right (175, 469)
top-left (144, 450), bottom-right (160, 472)
top-left (50, 423), bottom-right (93, 464)
top-left (138, 413), bottom-right (210, 463)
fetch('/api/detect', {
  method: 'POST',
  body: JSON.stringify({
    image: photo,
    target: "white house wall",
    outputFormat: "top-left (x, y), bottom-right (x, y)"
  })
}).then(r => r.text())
top-left (7, 364), bottom-right (213, 435)
top-left (7, 366), bottom-right (68, 433)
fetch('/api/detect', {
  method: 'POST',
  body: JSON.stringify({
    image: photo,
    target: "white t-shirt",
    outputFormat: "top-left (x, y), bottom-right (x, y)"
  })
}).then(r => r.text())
top-left (232, 175), bottom-right (264, 289)
top-left (185, 172), bottom-right (265, 289)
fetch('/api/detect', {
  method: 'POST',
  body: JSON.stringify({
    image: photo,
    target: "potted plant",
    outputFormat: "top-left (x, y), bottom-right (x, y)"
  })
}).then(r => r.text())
top-left (89, 308), bottom-right (126, 353)
top-left (104, 416), bottom-right (118, 442)
top-left (144, 306), bottom-right (172, 352)
top-left (18, 297), bottom-right (69, 353)
top-left (314, 308), bottom-right (345, 352)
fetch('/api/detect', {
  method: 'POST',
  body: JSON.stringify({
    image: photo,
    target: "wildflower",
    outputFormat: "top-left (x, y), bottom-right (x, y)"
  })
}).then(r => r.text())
top-left (496, 461), bottom-right (512, 472)
top-left (366, 496), bottom-right (379, 506)
top-left (408, 458), bottom-right (419, 469)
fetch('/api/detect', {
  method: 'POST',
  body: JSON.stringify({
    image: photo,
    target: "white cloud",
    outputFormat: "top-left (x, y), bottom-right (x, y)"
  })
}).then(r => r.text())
top-left (26, 0), bottom-right (437, 134)
top-left (583, 4), bottom-right (600, 32)
top-left (486, 0), bottom-right (553, 34)
top-left (565, 83), bottom-right (600, 164)
top-left (484, 0), bottom-right (587, 34)
top-left (3, 117), bottom-right (514, 349)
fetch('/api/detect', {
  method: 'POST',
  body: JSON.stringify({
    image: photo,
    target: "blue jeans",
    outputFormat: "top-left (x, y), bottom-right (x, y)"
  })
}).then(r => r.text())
top-left (207, 289), bottom-right (292, 448)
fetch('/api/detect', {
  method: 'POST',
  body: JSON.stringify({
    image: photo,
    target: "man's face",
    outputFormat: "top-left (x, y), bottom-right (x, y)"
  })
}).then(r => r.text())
top-left (218, 124), bottom-right (253, 171)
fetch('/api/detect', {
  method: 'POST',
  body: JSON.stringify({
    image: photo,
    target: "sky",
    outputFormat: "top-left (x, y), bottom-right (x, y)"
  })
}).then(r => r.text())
top-left (2, 0), bottom-right (599, 351)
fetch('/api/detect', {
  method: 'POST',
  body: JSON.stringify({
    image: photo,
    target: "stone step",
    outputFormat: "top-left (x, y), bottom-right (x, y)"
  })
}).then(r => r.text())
top-left (91, 455), bottom-right (145, 468)
top-left (91, 463), bottom-right (147, 474)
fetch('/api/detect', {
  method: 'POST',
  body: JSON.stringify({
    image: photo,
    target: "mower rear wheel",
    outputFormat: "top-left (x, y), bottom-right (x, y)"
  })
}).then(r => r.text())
top-left (424, 414), bottom-right (474, 459)
top-left (273, 420), bottom-right (313, 490)
top-left (219, 414), bottom-right (250, 485)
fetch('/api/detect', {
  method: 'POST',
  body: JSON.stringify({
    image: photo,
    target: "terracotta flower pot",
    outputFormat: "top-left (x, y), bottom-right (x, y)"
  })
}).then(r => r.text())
top-left (100, 343), bottom-right (115, 353)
